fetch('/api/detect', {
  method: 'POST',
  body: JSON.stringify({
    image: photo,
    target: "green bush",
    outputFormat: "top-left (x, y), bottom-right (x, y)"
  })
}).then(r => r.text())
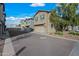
top-left (69, 31), bottom-right (79, 35)
top-left (55, 31), bottom-right (63, 35)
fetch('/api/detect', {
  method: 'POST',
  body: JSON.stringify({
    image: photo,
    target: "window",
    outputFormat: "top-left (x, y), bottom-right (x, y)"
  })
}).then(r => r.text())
top-left (40, 14), bottom-right (45, 20)
top-left (51, 24), bottom-right (53, 28)
top-left (35, 17), bottom-right (38, 21)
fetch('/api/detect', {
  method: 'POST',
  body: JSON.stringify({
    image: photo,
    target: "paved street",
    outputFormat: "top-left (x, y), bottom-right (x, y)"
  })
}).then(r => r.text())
top-left (2, 32), bottom-right (77, 56)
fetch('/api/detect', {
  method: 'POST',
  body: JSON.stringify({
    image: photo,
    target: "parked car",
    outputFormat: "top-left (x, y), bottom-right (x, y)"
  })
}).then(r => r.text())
top-left (24, 27), bottom-right (34, 33)
top-left (20, 27), bottom-right (34, 33)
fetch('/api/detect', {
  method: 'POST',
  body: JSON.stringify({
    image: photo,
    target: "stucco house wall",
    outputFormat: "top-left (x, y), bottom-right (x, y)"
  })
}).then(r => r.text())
top-left (34, 10), bottom-right (55, 34)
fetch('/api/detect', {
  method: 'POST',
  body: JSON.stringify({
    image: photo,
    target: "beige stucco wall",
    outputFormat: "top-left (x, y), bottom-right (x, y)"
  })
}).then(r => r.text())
top-left (34, 11), bottom-right (56, 34)
top-left (34, 12), bottom-right (50, 33)
top-left (34, 25), bottom-right (46, 33)
top-left (46, 13), bottom-right (56, 34)
top-left (34, 12), bottom-right (48, 25)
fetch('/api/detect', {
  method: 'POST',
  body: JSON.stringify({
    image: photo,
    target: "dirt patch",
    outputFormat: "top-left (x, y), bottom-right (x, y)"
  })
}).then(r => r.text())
top-left (49, 31), bottom-right (79, 41)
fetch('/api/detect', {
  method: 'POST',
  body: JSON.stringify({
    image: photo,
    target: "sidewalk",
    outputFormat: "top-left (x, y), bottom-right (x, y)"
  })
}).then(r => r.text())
top-left (0, 34), bottom-right (6, 56)
top-left (2, 32), bottom-right (32, 56)
top-left (0, 40), bottom-right (5, 56)
top-left (0, 31), bottom-right (10, 56)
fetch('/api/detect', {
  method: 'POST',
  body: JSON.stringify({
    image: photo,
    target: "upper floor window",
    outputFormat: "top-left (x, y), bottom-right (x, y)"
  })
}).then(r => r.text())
top-left (35, 17), bottom-right (38, 21)
top-left (40, 14), bottom-right (45, 20)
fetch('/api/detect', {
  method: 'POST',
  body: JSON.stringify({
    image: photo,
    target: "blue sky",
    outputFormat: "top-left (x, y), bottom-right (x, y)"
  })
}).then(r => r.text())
top-left (5, 3), bottom-right (56, 27)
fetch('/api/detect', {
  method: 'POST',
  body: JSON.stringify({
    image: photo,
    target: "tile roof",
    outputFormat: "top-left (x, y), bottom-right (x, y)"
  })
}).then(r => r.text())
top-left (34, 10), bottom-right (50, 17)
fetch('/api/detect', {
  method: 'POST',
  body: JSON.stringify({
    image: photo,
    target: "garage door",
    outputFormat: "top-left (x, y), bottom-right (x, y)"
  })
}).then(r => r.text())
top-left (34, 25), bottom-right (46, 33)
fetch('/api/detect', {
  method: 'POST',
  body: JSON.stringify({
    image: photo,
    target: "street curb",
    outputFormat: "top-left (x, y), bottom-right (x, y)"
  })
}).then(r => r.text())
top-left (7, 32), bottom-right (31, 41)
top-left (31, 32), bottom-right (79, 42)
top-left (0, 33), bottom-right (31, 46)
top-left (2, 38), bottom-right (15, 56)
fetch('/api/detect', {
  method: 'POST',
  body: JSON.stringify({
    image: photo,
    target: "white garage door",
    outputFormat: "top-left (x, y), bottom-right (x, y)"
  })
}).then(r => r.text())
top-left (34, 26), bottom-right (46, 33)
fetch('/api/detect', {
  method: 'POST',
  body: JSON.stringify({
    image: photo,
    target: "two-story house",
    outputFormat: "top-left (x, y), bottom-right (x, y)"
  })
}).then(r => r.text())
top-left (26, 18), bottom-right (34, 28)
top-left (0, 3), bottom-right (6, 37)
top-left (34, 10), bottom-right (55, 34)
top-left (20, 18), bottom-right (34, 29)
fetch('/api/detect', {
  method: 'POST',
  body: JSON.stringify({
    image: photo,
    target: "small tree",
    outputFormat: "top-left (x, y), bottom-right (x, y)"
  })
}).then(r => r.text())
top-left (57, 3), bottom-right (78, 30)
top-left (50, 10), bottom-right (64, 31)
top-left (50, 3), bottom-right (79, 32)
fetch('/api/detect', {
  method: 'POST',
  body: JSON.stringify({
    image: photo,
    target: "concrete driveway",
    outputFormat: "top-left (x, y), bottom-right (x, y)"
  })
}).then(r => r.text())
top-left (13, 33), bottom-right (76, 56)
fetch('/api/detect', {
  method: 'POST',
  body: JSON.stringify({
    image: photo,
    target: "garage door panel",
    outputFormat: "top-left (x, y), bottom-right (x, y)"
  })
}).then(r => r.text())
top-left (34, 26), bottom-right (46, 33)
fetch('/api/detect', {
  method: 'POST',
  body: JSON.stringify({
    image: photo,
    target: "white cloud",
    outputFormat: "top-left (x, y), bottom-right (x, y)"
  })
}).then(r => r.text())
top-left (22, 16), bottom-right (31, 19)
top-left (6, 16), bottom-right (31, 28)
top-left (6, 16), bottom-right (31, 21)
top-left (6, 16), bottom-right (16, 20)
top-left (30, 3), bottom-right (45, 7)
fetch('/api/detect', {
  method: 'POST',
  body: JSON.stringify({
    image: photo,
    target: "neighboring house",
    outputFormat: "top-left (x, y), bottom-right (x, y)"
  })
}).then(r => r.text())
top-left (33, 10), bottom-right (55, 34)
top-left (20, 19), bottom-right (27, 28)
top-left (16, 24), bottom-right (21, 28)
top-left (25, 18), bottom-right (34, 28)
top-left (0, 3), bottom-right (6, 37)
top-left (20, 18), bottom-right (34, 29)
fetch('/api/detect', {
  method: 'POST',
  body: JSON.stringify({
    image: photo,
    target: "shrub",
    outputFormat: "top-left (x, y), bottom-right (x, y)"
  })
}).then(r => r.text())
top-left (55, 31), bottom-right (63, 35)
top-left (69, 31), bottom-right (79, 35)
